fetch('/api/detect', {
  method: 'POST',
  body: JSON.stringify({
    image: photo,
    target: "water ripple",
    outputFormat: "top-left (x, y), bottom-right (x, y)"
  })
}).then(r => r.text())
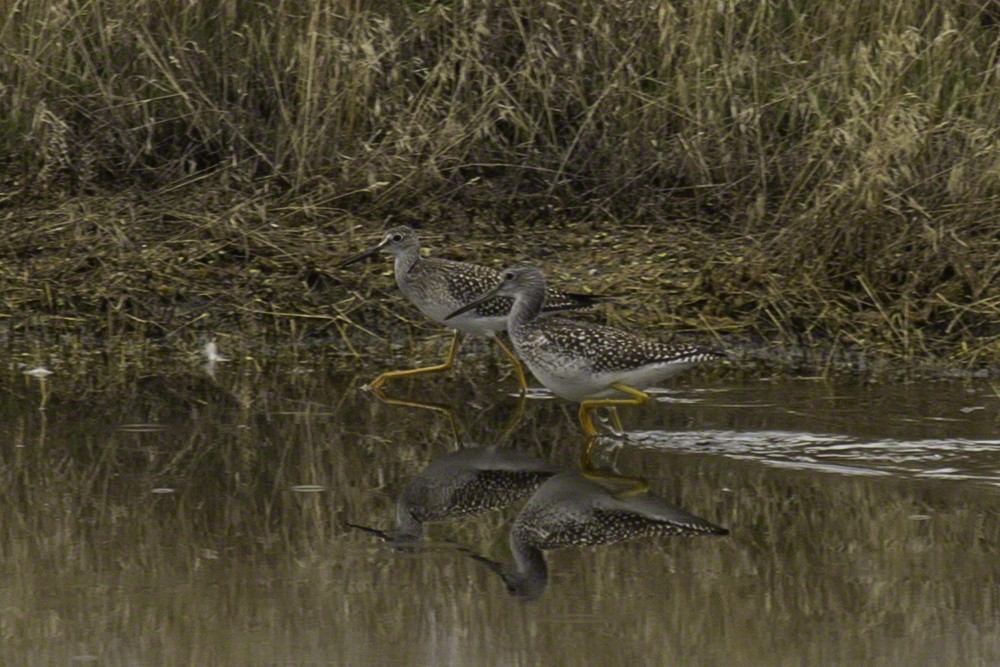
top-left (624, 430), bottom-right (1000, 489)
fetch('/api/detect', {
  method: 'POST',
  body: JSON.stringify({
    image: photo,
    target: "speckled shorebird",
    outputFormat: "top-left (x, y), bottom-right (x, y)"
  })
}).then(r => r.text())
top-left (470, 470), bottom-right (728, 600)
top-left (339, 225), bottom-right (608, 392)
top-left (345, 446), bottom-right (559, 544)
top-left (446, 264), bottom-right (726, 435)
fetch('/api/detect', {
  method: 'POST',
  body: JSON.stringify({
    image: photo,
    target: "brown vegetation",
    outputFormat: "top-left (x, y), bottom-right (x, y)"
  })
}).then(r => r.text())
top-left (2, 0), bottom-right (999, 371)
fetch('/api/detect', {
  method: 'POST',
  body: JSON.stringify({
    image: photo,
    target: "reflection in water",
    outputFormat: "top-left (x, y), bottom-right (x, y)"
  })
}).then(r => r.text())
top-left (369, 383), bottom-right (528, 445)
top-left (369, 386), bottom-right (464, 443)
top-left (470, 470), bottom-right (729, 600)
top-left (625, 430), bottom-right (1000, 489)
top-left (133, 371), bottom-right (243, 421)
top-left (578, 433), bottom-right (650, 494)
top-left (347, 445), bottom-right (559, 543)
top-left (349, 436), bottom-right (729, 602)
top-left (3, 364), bottom-right (1000, 665)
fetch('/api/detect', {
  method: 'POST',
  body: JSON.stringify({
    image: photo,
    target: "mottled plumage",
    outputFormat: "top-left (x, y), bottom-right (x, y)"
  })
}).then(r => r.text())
top-left (474, 471), bottom-right (728, 600)
top-left (399, 254), bottom-right (605, 330)
top-left (447, 264), bottom-right (726, 401)
top-left (514, 471), bottom-right (728, 547)
top-left (340, 227), bottom-right (609, 391)
top-left (519, 318), bottom-right (724, 374)
top-left (346, 447), bottom-right (559, 544)
top-left (397, 447), bottom-right (559, 533)
top-left (342, 225), bottom-right (606, 335)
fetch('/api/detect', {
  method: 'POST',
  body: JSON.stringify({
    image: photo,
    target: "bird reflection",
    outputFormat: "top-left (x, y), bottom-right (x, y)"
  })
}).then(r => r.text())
top-left (578, 434), bottom-right (649, 495)
top-left (470, 469), bottom-right (729, 601)
top-left (345, 445), bottom-right (559, 546)
top-left (353, 376), bottom-right (728, 602)
top-left (369, 385), bottom-right (463, 443)
top-left (368, 383), bottom-right (526, 445)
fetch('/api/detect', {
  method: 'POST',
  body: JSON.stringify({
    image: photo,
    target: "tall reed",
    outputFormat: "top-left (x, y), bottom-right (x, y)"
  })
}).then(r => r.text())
top-left (2, 0), bottom-right (999, 363)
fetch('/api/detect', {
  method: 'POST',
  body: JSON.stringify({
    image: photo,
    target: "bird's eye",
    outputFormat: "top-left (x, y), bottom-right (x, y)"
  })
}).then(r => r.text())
top-left (504, 272), bottom-right (514, 281)
top-left (392, 234), bottom-right (403, 242)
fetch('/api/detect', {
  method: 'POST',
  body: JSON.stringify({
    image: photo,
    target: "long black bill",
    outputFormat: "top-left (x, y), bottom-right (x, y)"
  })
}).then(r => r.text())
top-left (444, 284), bottom-right (503, 321)
top-left (461, 547), bottom-right (505, 576)
top-left (338, 243), bottom-right (384, 269)
top-left (343, 520), bottom-right (392, 541)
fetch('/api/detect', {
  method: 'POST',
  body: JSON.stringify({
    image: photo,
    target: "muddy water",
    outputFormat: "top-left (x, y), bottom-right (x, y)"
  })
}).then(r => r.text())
top-left (2, 352), bottom-right (1000, 666)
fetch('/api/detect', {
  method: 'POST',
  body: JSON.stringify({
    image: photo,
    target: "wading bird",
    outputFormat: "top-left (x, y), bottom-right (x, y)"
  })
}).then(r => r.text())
top-left (447, 264), bottom-right (725, 435)
top-left (345, 446), bottom-right (559, 545)
top-left (470, 470), bottom-right (728, 600)
top-left (340, 226), bottom-right (608, 392)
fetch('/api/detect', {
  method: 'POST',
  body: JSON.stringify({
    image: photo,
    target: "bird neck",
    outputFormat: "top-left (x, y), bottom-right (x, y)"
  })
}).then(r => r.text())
top-left (394, 503), bottom-right (423, 540)
top-left (507, 286), bottom-right (545, 333)
top-left (511, 539), bottom-right (546, 577)
top-left (505, 530), bottom-right (548, 599)
top-left (392, 244), bottom-right (421, 281)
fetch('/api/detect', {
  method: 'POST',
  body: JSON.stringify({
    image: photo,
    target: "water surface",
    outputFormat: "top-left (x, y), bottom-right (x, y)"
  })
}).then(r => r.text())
top-left (2, 353), bottom-right (999, 665)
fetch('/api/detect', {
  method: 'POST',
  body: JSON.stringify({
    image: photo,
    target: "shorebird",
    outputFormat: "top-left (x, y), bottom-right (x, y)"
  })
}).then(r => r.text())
top-left (470, 470), bottom-right (728, 600)
top-left (447, 264), bottom-right (725, 435)
top-left (345, 446), bottom-right (559, 544)
top-left (340, 226), bottom-right (608, 392)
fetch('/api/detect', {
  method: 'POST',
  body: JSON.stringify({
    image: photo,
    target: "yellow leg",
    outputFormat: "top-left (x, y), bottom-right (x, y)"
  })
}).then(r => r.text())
top-left (497, 390), bottom-right (527, 444)
top-left (579, 436), bottom-right (649, 496)
top-left (584, 407), bottom-right (624, 435)
top-left (491, 335), bottom-right (528, 393)
top-left (578, 382), bottom-right (649, 437)
top-left (609, 407), bottom-right (624, 433)
top-left (365, 331), bottom-right (461, 392)
top-left (370, 386), bottom-right (461, 444)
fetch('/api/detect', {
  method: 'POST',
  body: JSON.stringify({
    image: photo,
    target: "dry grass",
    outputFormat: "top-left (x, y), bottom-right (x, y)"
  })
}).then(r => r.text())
top-left (2, 0), bottom-right (1000, 370)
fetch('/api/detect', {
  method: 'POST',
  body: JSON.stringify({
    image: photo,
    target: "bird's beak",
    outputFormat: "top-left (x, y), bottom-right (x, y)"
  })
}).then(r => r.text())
top-left (338, 240), bottom-right (386, 268)
top-left (343, 521), bottom-right (392, 540)
top-left (445, 282), bottom-right (503, 320)
top-left (462, 548), bottom-right (506, 576)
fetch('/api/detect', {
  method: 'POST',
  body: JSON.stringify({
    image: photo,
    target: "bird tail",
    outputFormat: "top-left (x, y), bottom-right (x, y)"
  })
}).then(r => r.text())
top-left (542, 291), bottom-right (615, 313)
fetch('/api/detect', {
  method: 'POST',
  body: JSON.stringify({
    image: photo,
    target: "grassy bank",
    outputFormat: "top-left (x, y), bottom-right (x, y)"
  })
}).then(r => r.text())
top-left (2, 0), bottom-right (999, 371)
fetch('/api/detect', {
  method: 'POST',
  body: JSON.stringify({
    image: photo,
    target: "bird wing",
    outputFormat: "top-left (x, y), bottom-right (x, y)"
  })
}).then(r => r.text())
top-left (425, 258), bottom-right (606, 315)
top-left (531, 319), bottom-right (723, 372)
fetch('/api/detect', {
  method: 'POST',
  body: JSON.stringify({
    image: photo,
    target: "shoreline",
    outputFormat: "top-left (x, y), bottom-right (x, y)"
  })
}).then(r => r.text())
top-left (2, 188), bottom-right (997, 380)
